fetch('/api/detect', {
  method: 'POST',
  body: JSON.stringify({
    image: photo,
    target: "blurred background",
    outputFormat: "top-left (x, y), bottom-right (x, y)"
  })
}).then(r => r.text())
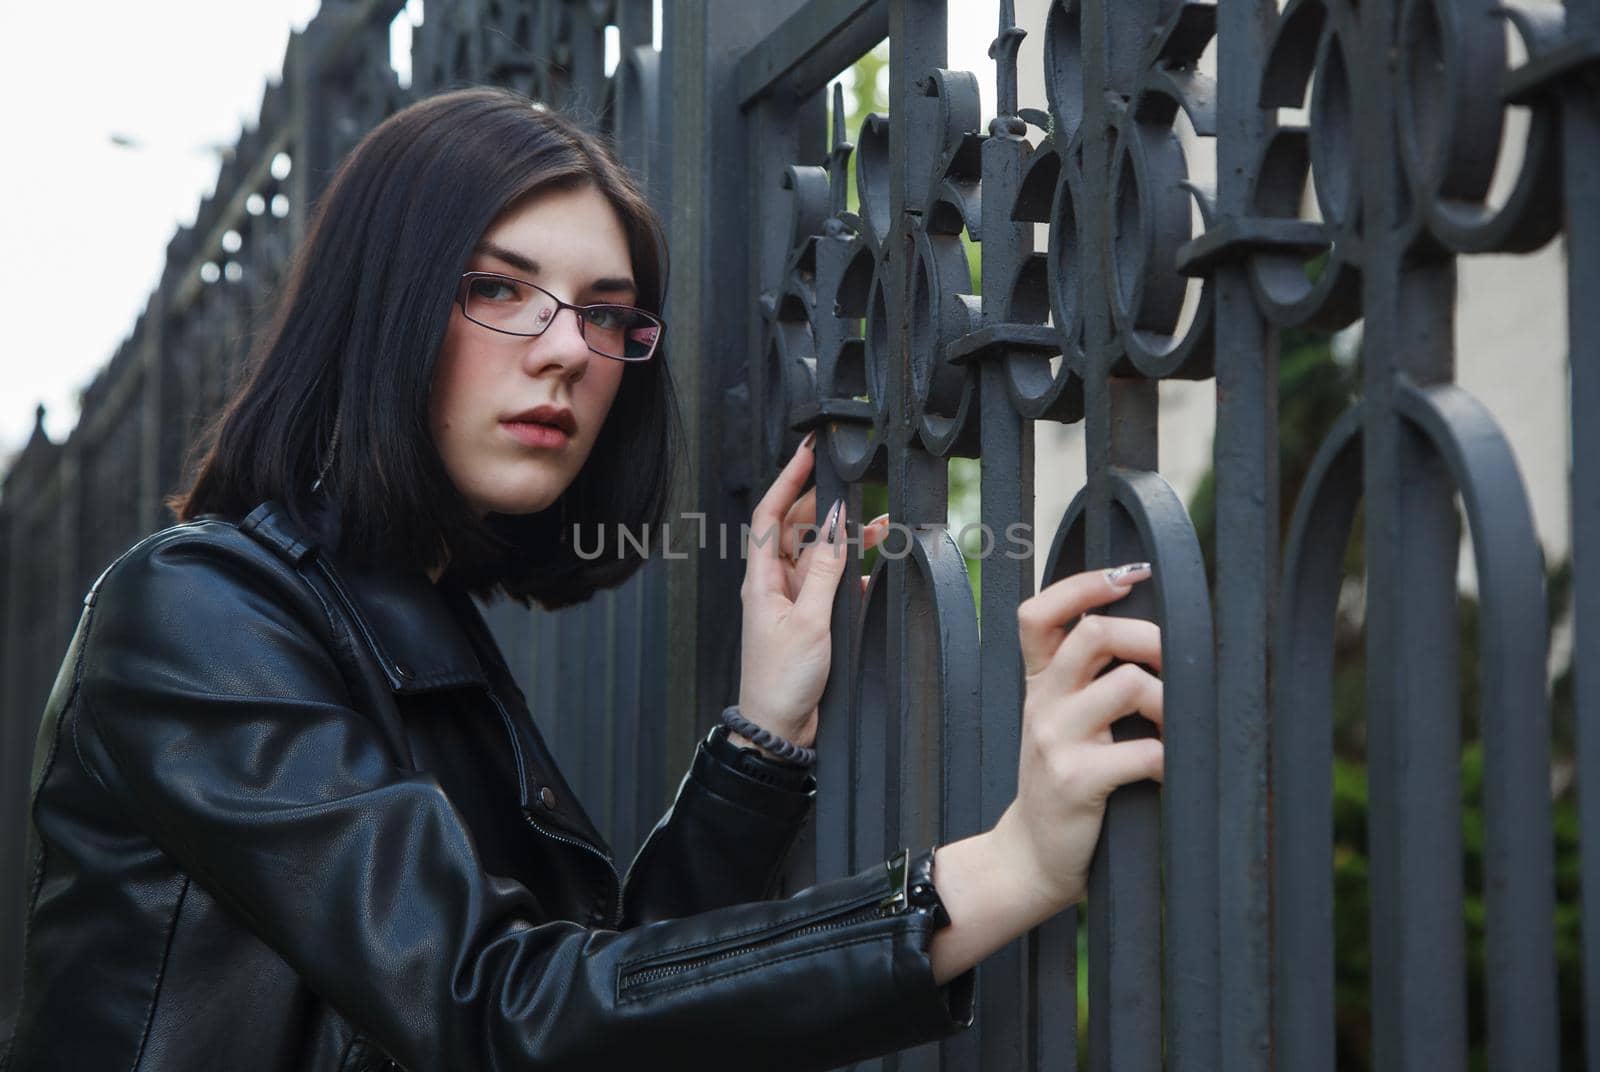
top-left (0, 0), bottom-right (321, 455)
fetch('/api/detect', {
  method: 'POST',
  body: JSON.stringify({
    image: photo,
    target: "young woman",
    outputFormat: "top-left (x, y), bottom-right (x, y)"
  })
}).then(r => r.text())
top-left (4, 87), bottom-right (1164, 1071)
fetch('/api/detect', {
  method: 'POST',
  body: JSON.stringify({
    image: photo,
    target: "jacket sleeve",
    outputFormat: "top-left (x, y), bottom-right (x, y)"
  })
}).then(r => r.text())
top-left (72, 531), bottom-right (973, 1072)
top-left (620, 724), bottom-right (816, 925)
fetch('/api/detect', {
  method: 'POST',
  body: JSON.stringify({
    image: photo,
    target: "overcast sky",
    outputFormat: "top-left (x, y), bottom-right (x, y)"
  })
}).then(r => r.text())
top-left (0, 0), bottom-right (322, 462)
top-left (0, 1), bottom-right (1006, 464)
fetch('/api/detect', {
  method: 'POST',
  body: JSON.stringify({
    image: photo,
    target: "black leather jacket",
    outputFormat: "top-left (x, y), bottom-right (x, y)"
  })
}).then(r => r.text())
top-left (4, 501), bottom-right (972, 1070)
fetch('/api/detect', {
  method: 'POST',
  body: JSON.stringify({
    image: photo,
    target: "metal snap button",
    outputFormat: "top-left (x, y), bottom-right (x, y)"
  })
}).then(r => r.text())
top-left (539, 786), bottom-right (557, 809)
top-left (393, 662), bottom-right (413, 681)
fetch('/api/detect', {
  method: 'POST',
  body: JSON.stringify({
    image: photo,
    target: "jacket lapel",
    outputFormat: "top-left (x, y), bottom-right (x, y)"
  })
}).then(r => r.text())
top-left (321, 557), bottom-right (489, 693)
top-left (290, 497), bottom-right (489, 694)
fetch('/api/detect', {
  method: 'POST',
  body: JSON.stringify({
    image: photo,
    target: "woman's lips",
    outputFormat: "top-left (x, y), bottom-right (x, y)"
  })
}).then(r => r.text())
top-left (501, 420), bottom-right (570, 448)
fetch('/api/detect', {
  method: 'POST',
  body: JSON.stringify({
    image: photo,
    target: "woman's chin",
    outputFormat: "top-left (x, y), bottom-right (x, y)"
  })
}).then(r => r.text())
top-left (467, 489), bottom-right (565, 519)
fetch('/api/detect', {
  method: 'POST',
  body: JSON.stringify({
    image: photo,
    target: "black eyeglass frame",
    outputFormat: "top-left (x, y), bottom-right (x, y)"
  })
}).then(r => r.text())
top-left (454, 270), bottom-right (665, 362)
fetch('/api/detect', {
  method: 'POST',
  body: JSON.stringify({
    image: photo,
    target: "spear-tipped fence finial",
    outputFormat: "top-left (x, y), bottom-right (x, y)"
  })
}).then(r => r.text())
top-left (988, 0), bottom-right (1027, 133)
top-left (827, 80), bottom-right (853, 220)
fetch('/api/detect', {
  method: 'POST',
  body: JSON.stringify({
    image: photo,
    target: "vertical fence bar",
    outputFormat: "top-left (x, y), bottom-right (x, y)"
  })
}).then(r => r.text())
top-left (608, 582), bottom-right (641, 859)
top-left (564, 3), bottom-right (607, 115)
top-left (1564, 0), bottom-right (1600, 1065)
top-left (582, 591), bottom-right (609, 820)
top-left (0, 462), bottom-right (29, 1033)
top-left (635, 558), bottom-right (670, 841)
top-left (554, 605), bottom-right (584, 788)
top-left (0, 505), bottom-right (10, 862)
top-left (1274, 409), bottom-right (1364, 1072)
top-left (606, 0), bottom-right (666, 845)
top-left (975, 7), bottom-right (1036, 1064)
top-left (661, 0), bottom-right (806, 800)
top-left (812, 90), bottom-right (864, 894)
top-left (56, 441), bottom-right (81, 672)
top-left (138, 299), bottom-right (167, 535)
top-left (750, 76), bottom-right (829, 892)
top-left (888, 5), bottom-right (952, 1070)
top-left (1213, 4), bottom-right (1277, 1071)
top-left (1080, 0), bottom-right (1163, 1067)
top-left (1353, 0), bottom-right (1469, 1057)
top-left (532, 609), bottom-right (559, 742)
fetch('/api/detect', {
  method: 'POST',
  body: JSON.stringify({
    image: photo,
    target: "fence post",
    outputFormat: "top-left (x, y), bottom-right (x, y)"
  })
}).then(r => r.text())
top-left (659, 0), bottom-right (809, 765)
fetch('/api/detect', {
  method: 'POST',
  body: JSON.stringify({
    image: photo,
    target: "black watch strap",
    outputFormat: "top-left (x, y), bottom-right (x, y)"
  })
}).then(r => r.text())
top-left (704, 724), bottom-right (815, 791)
top-left (909, 846), bottom-right (952, 928)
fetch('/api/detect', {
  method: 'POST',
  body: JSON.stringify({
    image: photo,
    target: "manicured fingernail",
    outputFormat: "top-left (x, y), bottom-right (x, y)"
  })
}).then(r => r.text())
top-left (1105, 562), bottom-right (1151, 586)
top-left (800, 430), bottom-right (817, 452)
top-left (868, 512), bottom-right (890, 527)
top-left (826, 499), bottom-right (843, 543)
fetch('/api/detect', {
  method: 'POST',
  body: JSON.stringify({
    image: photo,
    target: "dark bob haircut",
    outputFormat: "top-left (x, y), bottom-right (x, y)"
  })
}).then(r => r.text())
top-left (168, 86), bottom-right (682, 609)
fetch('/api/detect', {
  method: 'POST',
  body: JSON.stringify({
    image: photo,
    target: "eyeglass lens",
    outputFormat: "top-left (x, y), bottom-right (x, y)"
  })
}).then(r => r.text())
top-left (462, 275), bottom-right (660, 360)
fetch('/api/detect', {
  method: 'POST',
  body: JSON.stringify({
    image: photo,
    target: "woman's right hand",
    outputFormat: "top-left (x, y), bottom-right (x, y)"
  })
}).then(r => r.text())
top-left (927, 565), bottom-right (1165, 984)
top-left (990, 562), bottom-right (1165, 908)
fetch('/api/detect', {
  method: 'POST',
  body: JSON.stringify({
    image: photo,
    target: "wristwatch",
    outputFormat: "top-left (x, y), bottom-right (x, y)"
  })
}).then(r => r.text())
top-left (704, 724), bottom-right (815, 791)
top-left (879, 845), bottom-right (952, 929)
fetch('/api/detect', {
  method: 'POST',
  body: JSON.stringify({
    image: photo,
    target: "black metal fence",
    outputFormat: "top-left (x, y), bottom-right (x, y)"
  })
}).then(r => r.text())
top-left (3, 0), bottom-right (1596, 1068)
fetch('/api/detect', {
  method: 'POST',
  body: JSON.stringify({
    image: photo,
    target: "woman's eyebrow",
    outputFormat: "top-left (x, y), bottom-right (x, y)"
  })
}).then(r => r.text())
top-left (475, 240), bottom-right (539, 276)
top-left (587, 277), bottom-right (638, 298)
top-left (474, 240), bottom-right (636, 298)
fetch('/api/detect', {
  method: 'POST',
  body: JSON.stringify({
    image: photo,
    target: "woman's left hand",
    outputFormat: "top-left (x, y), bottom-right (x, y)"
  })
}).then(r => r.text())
top-left (736, 433), bottom-right (891, 754)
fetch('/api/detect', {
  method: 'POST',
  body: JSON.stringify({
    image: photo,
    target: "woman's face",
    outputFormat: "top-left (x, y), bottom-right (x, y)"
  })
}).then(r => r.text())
top-left (429, 183), bottom-right (633, 518)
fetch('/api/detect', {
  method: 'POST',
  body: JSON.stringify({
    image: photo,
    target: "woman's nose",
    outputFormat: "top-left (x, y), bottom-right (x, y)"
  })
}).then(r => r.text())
top-left (522, 306), bottom-right (592, 380)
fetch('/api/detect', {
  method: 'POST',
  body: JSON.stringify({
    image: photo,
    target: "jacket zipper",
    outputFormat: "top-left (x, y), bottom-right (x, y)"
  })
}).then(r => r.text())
top-left (485, 692), bottom-right (623, 927)
top-left (618, 892), bottom-right (891, 991)
top-left (523, 809), bottom-right (624, 927)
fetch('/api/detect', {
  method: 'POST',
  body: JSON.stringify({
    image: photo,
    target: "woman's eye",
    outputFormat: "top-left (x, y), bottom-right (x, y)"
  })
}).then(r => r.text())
top-left (585, 307), bottom-right (626, 330)
top-left (470, 279), bottom-right (520, 302)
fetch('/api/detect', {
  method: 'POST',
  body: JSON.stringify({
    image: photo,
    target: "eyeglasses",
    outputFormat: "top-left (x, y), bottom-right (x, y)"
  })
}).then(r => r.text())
top-left (455, 271), bottom-right (664, 362)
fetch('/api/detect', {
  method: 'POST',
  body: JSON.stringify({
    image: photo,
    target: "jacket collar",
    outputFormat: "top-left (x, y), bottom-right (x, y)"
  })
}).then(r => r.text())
top-left (238, 498), bottom-right (488, 694)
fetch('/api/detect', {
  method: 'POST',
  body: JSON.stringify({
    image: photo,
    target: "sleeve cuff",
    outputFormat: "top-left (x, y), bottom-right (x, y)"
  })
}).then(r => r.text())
top-left (885, 911), bottom-right (977, 1040)
top-left (921, 951), bottom-right (978, 1033)
top-left (892, 848), bottom-right (975, 1036)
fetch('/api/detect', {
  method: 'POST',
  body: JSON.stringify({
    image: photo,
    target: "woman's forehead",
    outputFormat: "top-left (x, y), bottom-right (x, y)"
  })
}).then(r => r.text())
top-left (485, 184), bottom-right (627, 244)
top-left (478, 187), bottom-right (633, 282)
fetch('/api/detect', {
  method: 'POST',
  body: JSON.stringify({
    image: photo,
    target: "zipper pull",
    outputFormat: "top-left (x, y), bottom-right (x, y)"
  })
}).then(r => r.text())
top-left (878, 847), bottom-right (912, 916)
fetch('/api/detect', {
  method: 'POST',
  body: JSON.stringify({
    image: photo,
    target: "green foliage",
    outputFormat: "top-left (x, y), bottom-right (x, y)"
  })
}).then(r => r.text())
top-left (1331, 756), bottom-right (1372, 1061)
top-left (837, 44), bottom-right (889, 220)
top-left (950, 456), bottom-right (983, 616)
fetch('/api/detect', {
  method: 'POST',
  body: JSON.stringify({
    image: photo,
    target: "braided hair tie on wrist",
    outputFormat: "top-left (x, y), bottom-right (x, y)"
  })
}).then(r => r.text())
top-left (719, 705), bottom-right (817, 768)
